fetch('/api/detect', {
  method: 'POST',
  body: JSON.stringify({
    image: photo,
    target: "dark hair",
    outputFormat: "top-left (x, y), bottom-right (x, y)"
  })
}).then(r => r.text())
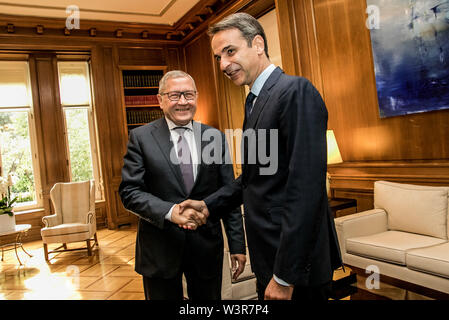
top-left (208, 12), bottom-right (269, 58)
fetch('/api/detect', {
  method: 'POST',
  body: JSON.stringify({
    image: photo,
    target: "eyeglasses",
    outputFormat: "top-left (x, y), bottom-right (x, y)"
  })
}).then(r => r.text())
top-left (160, 91), bottom-right (197, 101)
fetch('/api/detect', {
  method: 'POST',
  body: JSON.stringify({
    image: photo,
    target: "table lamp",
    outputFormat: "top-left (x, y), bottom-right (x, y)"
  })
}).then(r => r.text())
top-left (327, 130), bottom-right (343, 197)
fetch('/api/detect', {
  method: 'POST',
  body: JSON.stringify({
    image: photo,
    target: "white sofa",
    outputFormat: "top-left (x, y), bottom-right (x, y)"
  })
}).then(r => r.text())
top-left (335, 181), bottom-right (449, 297)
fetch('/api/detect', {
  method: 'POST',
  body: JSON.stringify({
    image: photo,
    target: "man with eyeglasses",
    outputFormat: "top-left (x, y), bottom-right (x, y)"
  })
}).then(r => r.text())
top-left (119, 70), bottom-right (246, 300)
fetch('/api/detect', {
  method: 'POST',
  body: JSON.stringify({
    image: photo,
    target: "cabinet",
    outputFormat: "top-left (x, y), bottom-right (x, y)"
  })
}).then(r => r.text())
top-left (120, 67), bottom-right (166, 135)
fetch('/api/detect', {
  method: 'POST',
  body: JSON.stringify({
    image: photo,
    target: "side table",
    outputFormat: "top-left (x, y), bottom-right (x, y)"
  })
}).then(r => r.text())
top-left (329, 198), bottom-right (357, 218)
top-left (328, 198), bottom-right (358, 299)
top-left (0, 224), bottom-right (33, 265)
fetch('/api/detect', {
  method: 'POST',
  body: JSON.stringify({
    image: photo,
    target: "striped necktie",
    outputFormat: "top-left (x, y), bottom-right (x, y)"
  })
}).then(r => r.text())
top-left (174, 127), bottom-right (194, 193)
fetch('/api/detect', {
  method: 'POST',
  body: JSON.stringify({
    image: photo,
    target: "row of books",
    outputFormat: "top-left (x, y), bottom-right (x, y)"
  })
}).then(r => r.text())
top-left (127, 109), bottom-right (164, 125)
top-left (123, 74), bottom-right (162, 88)
top-left (125, 95), bottom-right (159, 106)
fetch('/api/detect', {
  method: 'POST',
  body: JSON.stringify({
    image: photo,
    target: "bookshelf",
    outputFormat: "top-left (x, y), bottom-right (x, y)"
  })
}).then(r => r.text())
top-left (120, 68), bottom-right (166, 134)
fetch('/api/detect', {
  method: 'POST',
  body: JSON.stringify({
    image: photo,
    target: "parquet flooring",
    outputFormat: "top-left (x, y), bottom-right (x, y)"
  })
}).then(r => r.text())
top-left (2, 223), bottom-right (427, 301)
top-left (0, 224), bottom-right (144, 300)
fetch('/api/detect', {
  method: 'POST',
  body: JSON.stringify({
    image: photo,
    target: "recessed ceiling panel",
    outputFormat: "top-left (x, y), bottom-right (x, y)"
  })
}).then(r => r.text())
top-left (0, 0), bottom-right (201, 25)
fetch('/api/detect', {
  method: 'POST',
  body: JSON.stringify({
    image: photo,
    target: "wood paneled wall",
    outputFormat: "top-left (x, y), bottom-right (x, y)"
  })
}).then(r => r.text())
top-left (313, 0), bottom-right (449, 162)
top-left (183, 31), bottom-right (247, 177)
top-left (5, 0), bottom-right (447, 241)
top-left (1, 0), bottom-right (274, 241)
top-left (184, 33), bottom-right (221, 129)
top-left (0, 33), bottom-right (182, 238)
top-left (276, 0), bottom-right (449, 210)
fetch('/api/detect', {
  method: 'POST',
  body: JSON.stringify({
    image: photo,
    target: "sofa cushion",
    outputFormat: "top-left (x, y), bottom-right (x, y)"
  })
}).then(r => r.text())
top-left (346, 231), bottom-right (446, 265)
top-left (41, 223), bottom-right (90, 237)
top-left (374, 181), bottom-right (449, 240)
top-left (406, 242), bottom-right (449, 279)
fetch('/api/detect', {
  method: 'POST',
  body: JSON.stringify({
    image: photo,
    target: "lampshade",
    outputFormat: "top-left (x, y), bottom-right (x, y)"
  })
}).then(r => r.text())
top-left (327, 130), bottom-right (343, 165)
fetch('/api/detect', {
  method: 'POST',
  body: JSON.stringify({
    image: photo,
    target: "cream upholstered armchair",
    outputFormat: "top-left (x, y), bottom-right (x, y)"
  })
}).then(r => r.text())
top-left (181, 215), bottom-right (257, 300)
top-left (41, 180), bottom-right (98, 261)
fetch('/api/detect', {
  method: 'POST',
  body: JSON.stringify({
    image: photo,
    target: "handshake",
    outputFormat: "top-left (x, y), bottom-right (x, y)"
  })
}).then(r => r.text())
top-left (171, 199), bottom-right (209, 230)
top-left (171, 199), bottom-right (247, 281)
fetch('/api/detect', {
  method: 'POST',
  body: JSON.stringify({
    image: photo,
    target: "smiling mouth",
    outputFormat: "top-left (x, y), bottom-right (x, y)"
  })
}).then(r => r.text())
top-left (175, 107), bottom-right (191, 112)
top-left (226, 69), bottom-right (240, 78)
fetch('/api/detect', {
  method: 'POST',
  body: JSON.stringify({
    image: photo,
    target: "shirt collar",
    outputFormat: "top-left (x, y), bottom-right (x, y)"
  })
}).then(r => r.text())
top-left (250, 64), bottom-right (276, 97)
top-left (165, 117), bottom-right (193, 131)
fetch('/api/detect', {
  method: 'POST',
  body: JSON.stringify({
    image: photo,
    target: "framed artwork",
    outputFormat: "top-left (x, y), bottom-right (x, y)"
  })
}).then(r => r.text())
top-left (367, 0), bottom-right (449, 118)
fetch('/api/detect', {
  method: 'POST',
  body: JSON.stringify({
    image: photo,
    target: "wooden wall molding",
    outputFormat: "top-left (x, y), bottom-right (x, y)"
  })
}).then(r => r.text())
top-left (330, 161), bottom-right (449, 189)
top-left (0, 0), bottom-right (243, 45)
top-left (180, 0), bottom-right (274, 45)
top-left (329, 160), bottom-right (449, 211)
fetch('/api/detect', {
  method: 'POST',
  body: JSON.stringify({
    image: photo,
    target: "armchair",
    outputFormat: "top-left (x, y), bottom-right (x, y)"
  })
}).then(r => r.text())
top-left (220, 217), bottom-right (257, 300)
top-left (41, 180), bottom-right (98, 261)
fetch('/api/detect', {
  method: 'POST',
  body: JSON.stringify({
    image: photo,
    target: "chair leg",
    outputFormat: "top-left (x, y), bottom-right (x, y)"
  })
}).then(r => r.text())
top-left (43, 243), bottom-right (49, 261)
top-left (86, 239), bottom-right (92, 256)
top-left (94, 233), bottom-right (98, 246)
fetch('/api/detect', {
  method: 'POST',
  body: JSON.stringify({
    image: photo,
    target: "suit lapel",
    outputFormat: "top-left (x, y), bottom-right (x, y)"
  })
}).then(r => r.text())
top-left (192, 121), bottom-right (205, 189)
top-left (242, 67), bottom-right (283, 183)
top-left (151, 118), bottom-right (187, 194)
top-left (244, 67), bottom-right (283, 130)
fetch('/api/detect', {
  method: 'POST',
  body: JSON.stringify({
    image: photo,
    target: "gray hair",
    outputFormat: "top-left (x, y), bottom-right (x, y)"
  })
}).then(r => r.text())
top-left (208, 12), bottom-right (269, 58)
top-left (159, 70), bottom-right (197, 93)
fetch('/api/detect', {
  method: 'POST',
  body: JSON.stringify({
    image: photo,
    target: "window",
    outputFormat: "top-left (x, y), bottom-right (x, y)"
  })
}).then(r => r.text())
top-left (57, 61), bottom-right (103, 199)
top-left (0, 61), bottom-right (42, 209)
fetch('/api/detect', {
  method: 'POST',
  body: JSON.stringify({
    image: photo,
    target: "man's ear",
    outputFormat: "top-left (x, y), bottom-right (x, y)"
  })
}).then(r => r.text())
top-left (252, 35), bottom-right (266, 55)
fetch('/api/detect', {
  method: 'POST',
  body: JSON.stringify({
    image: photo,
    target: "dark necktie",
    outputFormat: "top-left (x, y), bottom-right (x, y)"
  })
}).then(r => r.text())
top-left (245, 92), bottom-right (257, 118)
top-left (174, 127), bottom-right (194, 194)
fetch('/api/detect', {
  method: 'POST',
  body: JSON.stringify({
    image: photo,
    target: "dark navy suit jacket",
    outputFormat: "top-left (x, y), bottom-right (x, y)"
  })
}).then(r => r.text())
top-left (205, 67), bottom-right (342, 287)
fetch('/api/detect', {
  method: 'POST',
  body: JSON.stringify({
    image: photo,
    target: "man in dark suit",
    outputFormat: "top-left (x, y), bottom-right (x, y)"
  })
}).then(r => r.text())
top-left (119, 70), bottom-right (246, 300)
top-left (181, 13), bottom-right (342, 301)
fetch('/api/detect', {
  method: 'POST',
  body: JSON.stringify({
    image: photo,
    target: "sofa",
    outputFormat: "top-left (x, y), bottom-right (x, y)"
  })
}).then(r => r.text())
top-left (335, 181), bottom-right (449, 297)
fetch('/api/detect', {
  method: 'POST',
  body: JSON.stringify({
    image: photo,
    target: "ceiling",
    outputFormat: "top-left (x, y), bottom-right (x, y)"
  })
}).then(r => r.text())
top-left (0, 0), bottom-right (202, 26)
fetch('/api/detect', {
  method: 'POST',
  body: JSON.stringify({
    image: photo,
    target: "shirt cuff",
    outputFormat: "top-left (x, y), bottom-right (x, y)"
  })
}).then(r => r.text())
top-left (273, 274), bottom-right (292, 287)
top-left (165, 204), bottom-right (176, 221)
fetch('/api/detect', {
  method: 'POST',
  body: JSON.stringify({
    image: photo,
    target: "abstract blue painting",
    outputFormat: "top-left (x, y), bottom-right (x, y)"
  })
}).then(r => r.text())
top-left (367, 0), bottom-right (449, 118)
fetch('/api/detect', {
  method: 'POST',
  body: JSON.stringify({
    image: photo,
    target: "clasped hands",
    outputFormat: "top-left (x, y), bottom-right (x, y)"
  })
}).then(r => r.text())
top-left (171, 199), bottom-right (208, 231)
top-left (172, 199), bottom-right (246, 281)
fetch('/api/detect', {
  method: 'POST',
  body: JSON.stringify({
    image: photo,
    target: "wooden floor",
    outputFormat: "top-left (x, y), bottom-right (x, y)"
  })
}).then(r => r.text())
top-left (1, 223), bottom-right (433, 300)
top-left (1, 224), bottom-right (144, 300)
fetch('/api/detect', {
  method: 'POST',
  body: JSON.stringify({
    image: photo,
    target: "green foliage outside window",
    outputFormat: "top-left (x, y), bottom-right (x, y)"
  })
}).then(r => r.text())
top-left (65, 108), bottom-right (94, 182)
top-left (0, 111), bottom-right (35, 204)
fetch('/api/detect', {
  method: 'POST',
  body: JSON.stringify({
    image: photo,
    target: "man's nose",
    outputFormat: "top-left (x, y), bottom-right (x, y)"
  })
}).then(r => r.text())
top-left (177, 94), bottom-right (188, 104)
top-left (220, 57), bottom-right (231, 71)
